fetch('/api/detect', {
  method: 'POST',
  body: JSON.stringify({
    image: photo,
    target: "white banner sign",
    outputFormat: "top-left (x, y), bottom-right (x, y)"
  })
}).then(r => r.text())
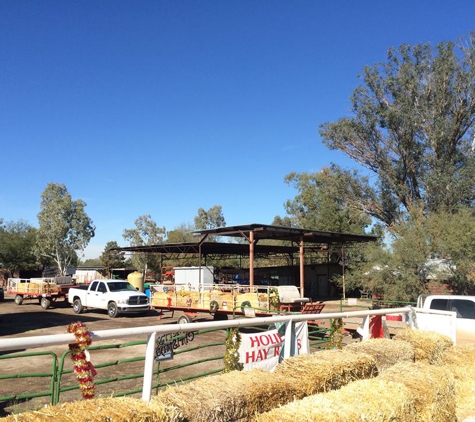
top-left (238, 321), bottom-right (309, 372)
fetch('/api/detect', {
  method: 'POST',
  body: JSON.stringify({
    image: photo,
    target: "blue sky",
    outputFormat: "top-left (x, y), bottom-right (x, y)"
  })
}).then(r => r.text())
top-left (1, 1), bottom-right (474, 259)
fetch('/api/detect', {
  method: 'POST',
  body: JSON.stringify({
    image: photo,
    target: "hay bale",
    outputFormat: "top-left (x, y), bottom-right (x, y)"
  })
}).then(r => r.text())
top-left (273, 349), bottom-right (377, 396)
top-left (443, 345), bottom-right (475, 421)
top-left (0, 397), bottom-right (182, 422)
top-left (380, 361), bottom-right (456, 421)
top-left (255, 379), bottom-right (417, 422)
top-left (393, 329), bottom-right (453, 364)
top-left (153, 368), bottom-right (302, 422)
top-left (345, 338), bottom-right (414, 372)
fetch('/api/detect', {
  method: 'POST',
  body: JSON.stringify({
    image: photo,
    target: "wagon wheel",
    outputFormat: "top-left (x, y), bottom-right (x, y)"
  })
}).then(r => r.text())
top-left (14, 295), bottom-right (23, 305)
top-left (177, 314), bottom-right (192, 324)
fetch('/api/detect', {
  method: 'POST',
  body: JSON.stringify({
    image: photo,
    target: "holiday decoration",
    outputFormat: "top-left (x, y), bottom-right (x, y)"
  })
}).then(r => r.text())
top-left (326, 318), bottom-right (344, 350)
top-left (223, 328), bottom-right (244, 372)
top-left (67, 321), bottom-right (96, 399)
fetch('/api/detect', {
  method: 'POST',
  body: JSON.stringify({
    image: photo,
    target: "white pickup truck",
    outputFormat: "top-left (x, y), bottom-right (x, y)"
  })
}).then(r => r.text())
top-left (68, 279), bottom-right (149, 318)
top-left (418, 294), bottom-right (475, 344)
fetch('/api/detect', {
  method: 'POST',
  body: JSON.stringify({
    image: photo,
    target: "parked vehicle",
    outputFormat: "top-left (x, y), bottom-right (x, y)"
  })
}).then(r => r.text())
top-left (68, 279), bottom-right (149, 318)
top-left (418, 294), bottom-right (475, 343)
top-left (7, 278), bottom-right (63, 309)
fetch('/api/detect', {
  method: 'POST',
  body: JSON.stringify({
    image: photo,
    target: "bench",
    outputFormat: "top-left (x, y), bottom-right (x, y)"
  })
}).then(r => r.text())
top-left (278, 285), bottom-right (310, 312)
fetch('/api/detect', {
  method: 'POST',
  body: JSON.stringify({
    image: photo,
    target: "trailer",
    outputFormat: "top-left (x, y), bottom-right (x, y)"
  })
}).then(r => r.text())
top-left (149, 282), bottom-right (282, 323)
top-left (7, 277), bottom-right (76, 309)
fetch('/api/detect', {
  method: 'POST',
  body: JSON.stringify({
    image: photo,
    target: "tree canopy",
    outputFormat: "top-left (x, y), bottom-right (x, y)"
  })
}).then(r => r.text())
top-left (100, 241), bottom-right (126, 277)
top-left (122, 215), bottom-right (166, 274)
top-left (319, 34), bottom-right (475, 227)
top-left (0, 220), bottom-right (39, 278)
top-left (35, 183), bottom-right (95, 276)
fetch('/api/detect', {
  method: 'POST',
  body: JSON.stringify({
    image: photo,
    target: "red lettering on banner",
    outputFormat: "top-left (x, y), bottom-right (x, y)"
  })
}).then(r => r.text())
top-left (297, 338), bottom-right (301, 350)
top-left (249, 332), bottom-right (283, 349)
top-left (272, 333), bottom-right (282, 344)
top-left (250, 336), bottom-right (260, 348)
top-left (274, 345), bottom-right (280, 356)
top-left (257, 349), bottom-right (268, 361)
top-left (245, 350), bottom-right (256, 363)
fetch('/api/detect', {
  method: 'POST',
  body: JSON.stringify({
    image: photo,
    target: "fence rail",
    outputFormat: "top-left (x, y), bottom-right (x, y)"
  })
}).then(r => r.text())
top-left (0, 307), bottom-right (414, 413)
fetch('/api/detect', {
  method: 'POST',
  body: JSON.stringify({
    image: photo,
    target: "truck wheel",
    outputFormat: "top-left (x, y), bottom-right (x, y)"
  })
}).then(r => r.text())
top-left (15, 295), bottom-right (23, 305)
top-left (108, 302), bottom-right (119, 318)
top-left (177, 314), bottom-right (192, 324)
top-left (73, 298), bottom-right (83, 314)
top-left (40, 297), bottom-right (51, 310)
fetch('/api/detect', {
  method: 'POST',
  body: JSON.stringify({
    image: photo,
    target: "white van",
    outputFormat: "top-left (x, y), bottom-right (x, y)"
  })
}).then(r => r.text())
top-left (418, 295), bottom-right (475, 344)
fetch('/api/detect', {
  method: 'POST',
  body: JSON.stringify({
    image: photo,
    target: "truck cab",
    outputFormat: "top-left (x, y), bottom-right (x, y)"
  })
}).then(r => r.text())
top-left (418, 294), bottom-right (475, 344)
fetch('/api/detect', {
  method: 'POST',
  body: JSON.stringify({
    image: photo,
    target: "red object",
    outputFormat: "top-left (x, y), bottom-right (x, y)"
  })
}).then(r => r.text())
top-left (167, 297), bottom-right (172, 307)
top-left (370, 315), bottom-right (384, 338)
top-left (386, 314), bottom-right (403, 321)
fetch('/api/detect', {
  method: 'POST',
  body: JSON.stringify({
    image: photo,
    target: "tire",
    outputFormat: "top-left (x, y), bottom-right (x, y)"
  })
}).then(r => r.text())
top-left (15, 295), bottom-right (23, 305)
top-left (73, 298), bottom-right (83, 314)
top-left (108, 302), bottom-right (119, 318)
top-left (40, 297), bottom-right (51, 310)
top-left (177, 314), bottom-right (192, 324)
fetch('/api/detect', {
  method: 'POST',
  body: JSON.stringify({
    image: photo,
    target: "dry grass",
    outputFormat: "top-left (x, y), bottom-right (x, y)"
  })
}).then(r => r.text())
top-left (345, 338), bottom-right (414, 372)
top-left (153, 369), bottom-right (303, 422)
top-left (442, 345), bottom-right (475, 421)
top-left (273, 349), bottom-right (378, 396)
top-left (0, 397), bottom-right (182, 422)
top-left (255, 379), bottom-right (416, 422)
top-left (393, 329), bottom-right (453, 364)
top-left (380, 361), bottom-right (455, 421)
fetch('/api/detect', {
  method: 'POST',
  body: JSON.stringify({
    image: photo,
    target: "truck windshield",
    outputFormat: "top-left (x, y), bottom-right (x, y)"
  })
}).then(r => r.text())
top-left (108, 282), bottom-right (137, 292)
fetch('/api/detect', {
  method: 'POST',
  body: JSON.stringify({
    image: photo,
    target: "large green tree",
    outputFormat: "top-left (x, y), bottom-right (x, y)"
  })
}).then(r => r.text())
top-left (122, 215), bottom-right (166, 275)
top-left (283, 169), bottom-right (371, 234)
top-left (319, 34), bottom-right (475, 227)
top-left (35, 183), bottom-right (95, 276)
top-left (100, 241), bottom-right (127, 277)
top-left (194, 205), bottom-right (226, 231)
top-left (342, 206), bottom-right (475, 300)
top-left (0, 220), bottom-right (39, 277)
top-left (167, 223), bottom-right (195, 243)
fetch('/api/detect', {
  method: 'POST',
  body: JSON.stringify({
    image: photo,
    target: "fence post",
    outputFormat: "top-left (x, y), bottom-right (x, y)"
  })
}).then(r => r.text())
top-left (142, 332), bottom-right (157, 402)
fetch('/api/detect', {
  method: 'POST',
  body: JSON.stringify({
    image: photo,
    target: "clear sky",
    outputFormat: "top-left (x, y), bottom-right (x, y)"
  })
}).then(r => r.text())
top-left (1, 1), bottom-right (474, 259)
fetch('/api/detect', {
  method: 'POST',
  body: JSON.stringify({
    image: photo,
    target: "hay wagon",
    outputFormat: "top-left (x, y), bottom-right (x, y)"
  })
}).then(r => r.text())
top-left (7, 278), bottom-right (64, 309)
top-left (149, 283), bottom-right (283, 323)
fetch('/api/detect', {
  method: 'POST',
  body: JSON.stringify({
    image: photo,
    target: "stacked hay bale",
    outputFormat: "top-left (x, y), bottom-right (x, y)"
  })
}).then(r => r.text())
top-left (345, 338), bottom-right (415, 372)
top-left (380, 362), bottom-right (456, 421)
top-left (257, 361), bottom-right (456, 422)
top-left (393, 329), bottom-right (453, 364)
top-left (442, 345), bottom-right (475, 420)
top-left (274, 349), bottom-right (377, 395)
top-left (255, 379), bottom-right (417, 422)
top-left (153, 351), bottom-right (377, 422)
top-left (0, 397), bottom-right (183, 422)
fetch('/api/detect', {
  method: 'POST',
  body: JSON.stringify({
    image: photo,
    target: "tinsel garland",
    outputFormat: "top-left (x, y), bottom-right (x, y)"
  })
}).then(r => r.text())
top-left (223, 328), bottom-right (244, 372)
top-left (67, 322), bottom-right (96, 399)
top-left (325, 317), bottom-right (344, 350)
